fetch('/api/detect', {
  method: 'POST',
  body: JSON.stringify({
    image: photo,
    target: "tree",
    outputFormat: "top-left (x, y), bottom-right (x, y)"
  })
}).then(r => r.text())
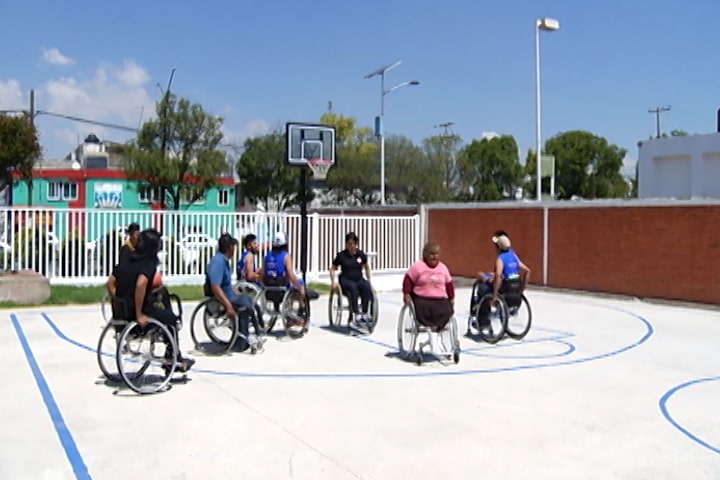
top-left (236, 131), bottom-right (312, 211)
top-left (385, 134), bottom-right (433, 203)
top-left (320, 113), bottom-right (378, 205)
top-left (545, 130), bottom-right (628, 199)
top-left (455, 135), bottom-right (523, 201)
top-left (420, 133), bottom-right (463, 201)
top-left (0, 114), bottom-right (41, 205)
top-left (522, 149), bottom-right (537, 199)
top-left (123, 94), bottom-right (228, 210)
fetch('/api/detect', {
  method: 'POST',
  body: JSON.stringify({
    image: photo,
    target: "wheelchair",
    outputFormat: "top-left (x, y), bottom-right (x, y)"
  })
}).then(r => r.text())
top-left (96, 293), bottom-right (186, 394)
top-left (327, 280), bottom-right (379, 334)
top-left (397, 297), bottom-right (460, 365)
top-left (189, 289), bottom-right (266, 355)
top-left (258, 282), bottom-right (312, 339)
top-left (467, 278), bottom-right (533, 344)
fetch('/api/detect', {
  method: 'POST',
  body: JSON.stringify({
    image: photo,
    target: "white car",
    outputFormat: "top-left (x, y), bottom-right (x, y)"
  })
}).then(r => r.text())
top-left (178, 233), bottom-right (217, 265)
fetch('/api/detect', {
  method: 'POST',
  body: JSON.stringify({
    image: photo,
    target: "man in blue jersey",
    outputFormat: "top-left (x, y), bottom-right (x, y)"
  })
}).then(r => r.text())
top-left (262, 232), bottom-right (306, 295)
top-left (471, 233), bottom-right (531, 328)
top-left (236, 233), bottom-right (262, 284)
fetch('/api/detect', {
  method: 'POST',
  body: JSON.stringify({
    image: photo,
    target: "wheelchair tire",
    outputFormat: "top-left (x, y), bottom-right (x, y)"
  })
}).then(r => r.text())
top-left (397, 304), bottom-right (418, 358)
top-left (282, 290), bottom-right (310, 339)
top-left (366, 288), bottom-right (380, 334)
top-left (505, 294), bottom-right (532, 340)
top-left (190, 299), bottom-right (236, 354)
top-left (473, 294), bottom-right (507, 344)
top-left (328, 286), bottom-right (343, 328)
top-left (116, 319), bottom-right (177, 395)
top-left (96, 319), bottom-right (127, 382)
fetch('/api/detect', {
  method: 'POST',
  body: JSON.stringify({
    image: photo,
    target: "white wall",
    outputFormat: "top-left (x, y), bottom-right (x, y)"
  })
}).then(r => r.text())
top-left (638, 133), bottom-right (720, 199)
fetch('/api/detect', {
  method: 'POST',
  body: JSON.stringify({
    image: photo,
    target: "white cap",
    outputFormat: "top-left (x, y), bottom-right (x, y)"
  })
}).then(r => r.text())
top-left (273, 232), bottom-right (287, 246)
top-left (492, 235), bottom-right (511, 250)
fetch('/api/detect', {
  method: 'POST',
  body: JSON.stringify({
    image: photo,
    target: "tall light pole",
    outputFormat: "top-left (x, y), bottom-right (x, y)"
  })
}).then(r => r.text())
top-left (364, 61), bottom-right (420, 205)
top-left (535, 17), bottom-right (559, 201)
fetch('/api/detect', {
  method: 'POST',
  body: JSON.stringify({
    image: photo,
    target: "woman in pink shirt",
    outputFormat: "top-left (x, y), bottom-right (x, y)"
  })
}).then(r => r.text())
top-left (402, 241), bottom-right (455, 331)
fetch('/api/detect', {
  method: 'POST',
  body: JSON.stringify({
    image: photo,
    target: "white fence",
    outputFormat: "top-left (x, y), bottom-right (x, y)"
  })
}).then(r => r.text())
top-left (0, 207), bottom-right (421, 285)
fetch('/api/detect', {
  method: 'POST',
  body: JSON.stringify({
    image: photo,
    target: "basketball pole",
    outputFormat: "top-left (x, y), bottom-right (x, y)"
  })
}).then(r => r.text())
top-left (300, 167), bottom-right (308, 285)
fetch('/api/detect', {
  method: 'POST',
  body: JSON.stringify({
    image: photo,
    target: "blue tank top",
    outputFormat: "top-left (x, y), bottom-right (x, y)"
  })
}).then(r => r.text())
top-left (263, 250), bottom-right (288, 281)
top-left (498, 250), bottom-right (520, 279)
top-left (236, 250), bottom-right (256, 280)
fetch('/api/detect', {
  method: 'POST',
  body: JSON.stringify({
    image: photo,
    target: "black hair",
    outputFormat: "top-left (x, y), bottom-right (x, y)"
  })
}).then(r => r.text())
top-left (345, 232), bottom-right (359, 243)
top-left (494, 230), bottom-right (508, 237)
top-left (218, 233), bottom-right (238, 254)
top-left (243, 233), bottom-right (257, 248)
top-left (126, 222), bottom-right (140, 234)
top-left (135, 228), bottom-right (161, 264)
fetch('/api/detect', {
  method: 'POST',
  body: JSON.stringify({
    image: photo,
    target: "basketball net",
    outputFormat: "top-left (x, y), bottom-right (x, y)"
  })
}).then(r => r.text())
top-left (307, 158), bottom-right (332, 180)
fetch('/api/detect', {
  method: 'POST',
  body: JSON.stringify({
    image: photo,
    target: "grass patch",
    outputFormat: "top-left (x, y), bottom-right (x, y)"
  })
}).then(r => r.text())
top-left (0, 282), bottom-right (331, 308)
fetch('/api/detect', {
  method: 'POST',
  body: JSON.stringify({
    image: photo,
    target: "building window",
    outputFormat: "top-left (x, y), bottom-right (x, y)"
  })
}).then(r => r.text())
top-left (180, 187), bottom-right (206, 205)
top-left (47, 181), bottom-right (77, 201)
top-left (138, 186), bottom-right (163, 203)
top-left (218, 189), bottom-right (229, 206)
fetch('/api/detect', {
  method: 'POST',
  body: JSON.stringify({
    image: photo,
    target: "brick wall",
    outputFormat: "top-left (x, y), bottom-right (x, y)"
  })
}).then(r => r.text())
top-left (427, 203), bottom-right (720, 304)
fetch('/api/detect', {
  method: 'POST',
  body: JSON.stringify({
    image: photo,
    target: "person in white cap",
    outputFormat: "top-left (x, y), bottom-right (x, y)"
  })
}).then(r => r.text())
top-left (262, 232), bottom-right (306, 297)
top-left (471, 233), bottom-right (530, 331)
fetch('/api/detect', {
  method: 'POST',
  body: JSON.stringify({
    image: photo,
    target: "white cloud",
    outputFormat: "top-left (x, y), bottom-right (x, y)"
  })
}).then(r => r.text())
top-left (622, 155), bottom-right (637, 177)
top-left (480, 131), bottom-right (500, 140)
top-left (221, 119), bottom-right (274, 146)
top-left (0, 79), bottom-right (24, 110)
top-left (41, 47), bottom-right (75, 66)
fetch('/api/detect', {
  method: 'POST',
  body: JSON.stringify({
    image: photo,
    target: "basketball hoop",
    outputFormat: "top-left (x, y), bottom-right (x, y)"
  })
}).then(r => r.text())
top-left (307, 158), bottom-right (333, 180)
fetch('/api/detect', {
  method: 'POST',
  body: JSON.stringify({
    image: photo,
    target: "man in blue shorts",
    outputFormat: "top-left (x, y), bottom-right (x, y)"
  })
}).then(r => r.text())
top-left (205, 233), bottom-right (257, 352)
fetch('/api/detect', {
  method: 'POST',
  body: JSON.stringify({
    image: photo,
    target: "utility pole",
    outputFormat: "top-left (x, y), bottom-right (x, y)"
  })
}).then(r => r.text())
top-left (649, 105), bottom-right (671, 138)
top-left (434, 121), bottom-right (454, 137)
top-left (327, 100), bottom-right (333, 113)
top-left (159, 68), bottom-right (176, 209)
top-left (28, 89), bottom-right (36, 206)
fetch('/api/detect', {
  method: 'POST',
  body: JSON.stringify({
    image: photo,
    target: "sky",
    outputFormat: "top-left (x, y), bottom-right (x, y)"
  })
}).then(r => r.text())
top-left (1, 0), bottom-right (718, 177)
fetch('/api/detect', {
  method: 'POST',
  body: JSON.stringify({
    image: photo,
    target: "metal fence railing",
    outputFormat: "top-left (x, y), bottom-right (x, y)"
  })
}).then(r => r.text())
top-left (0, 207), bottom-right (421, 285)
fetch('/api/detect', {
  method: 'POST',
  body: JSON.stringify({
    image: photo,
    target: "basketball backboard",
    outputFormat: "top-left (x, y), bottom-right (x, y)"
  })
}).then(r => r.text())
top-left (286, 122), bottom-right (336, 168)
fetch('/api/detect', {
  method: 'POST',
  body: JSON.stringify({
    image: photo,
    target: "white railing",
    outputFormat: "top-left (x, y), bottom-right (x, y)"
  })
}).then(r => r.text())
top-left (0, 207), bottom-right (420, 285)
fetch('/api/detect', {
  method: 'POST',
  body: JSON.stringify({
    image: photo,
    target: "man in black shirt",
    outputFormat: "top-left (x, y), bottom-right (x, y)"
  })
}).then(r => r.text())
top-left (329, 232), bottom-right (373, 329)
top-left (109, 228), bottom-right (195, 372)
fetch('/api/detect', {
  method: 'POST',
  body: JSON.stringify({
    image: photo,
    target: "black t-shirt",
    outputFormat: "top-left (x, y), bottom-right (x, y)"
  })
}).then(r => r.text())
top-left (118, 244), bottom-right (133, 266)
top-left (332, 249), bottom-right (367, 282)
top-left (113, 256), bottom-right (157, 318)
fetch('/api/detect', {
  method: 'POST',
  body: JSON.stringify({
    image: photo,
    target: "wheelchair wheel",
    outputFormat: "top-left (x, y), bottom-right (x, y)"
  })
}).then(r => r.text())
top-left (505, 294), bottom-right (532, 340)
top-left (190, 298), bottom-right (236, 354)
top-left (282, 289), bottom-right (310, 339)
top-left (472, 294), bottom-right (508, 344)
top-left (100, 291), bottom-right (110, 324)
top-left (397, 303), bottom-right (418, 358)
top-left (96, 319), bottom-right (127, 382)
top-left (328, 286), bottom-right (344, 328)
top-left (365, 287), bottom-right (380, 334)
top-left (443, 316), bottom-right (461, 364)
top-left (116, 319), bottom-right (177, 395)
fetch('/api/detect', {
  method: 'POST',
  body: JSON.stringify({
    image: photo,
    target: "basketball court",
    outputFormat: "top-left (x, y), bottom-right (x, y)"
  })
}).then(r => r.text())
top-left (2, 285), bottom-right (719, 479)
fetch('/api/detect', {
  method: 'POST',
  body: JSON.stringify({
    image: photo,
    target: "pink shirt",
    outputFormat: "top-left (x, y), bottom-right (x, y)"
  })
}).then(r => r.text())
top-left (405, 260), bottom-right (453, 298)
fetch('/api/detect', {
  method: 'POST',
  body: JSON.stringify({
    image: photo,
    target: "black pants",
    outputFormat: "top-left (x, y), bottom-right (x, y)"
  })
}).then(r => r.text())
top-left (230, 296), bottom-right (255, 352)
top-left (340, 277), bottom-right (372, 315)
top-left (143, 304), bottom-right (183, 359)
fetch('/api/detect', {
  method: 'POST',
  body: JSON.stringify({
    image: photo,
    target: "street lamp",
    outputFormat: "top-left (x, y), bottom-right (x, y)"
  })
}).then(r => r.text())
top-left (364, 61), bottom-right (420, 205)
top-left (535, 17), bottom-right (559, 201)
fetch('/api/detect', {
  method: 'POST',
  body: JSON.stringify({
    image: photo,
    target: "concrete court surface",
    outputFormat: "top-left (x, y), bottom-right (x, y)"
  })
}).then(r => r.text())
top-left (1, 285), bottom-right (719, 480)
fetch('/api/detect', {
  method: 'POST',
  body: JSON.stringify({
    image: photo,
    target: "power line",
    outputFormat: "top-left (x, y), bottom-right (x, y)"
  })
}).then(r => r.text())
top-left (35, 110), bottom-right (138, 132)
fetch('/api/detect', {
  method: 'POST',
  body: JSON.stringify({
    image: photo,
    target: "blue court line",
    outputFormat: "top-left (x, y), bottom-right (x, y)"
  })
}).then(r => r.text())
top-left (40, 303), bottom-right (653, 379)
top-left (462, 338), bottom-right (576, 359)
top-left (658, 376), bottom-right (720, 456)
top-left (10, 314), bottom-right (93, 480)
